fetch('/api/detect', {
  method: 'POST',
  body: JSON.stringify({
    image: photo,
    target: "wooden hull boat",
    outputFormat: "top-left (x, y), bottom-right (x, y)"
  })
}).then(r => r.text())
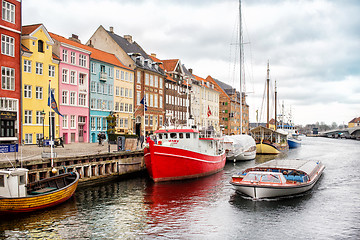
top-left (0, 170), bottom-right (80, 213)
top-left (230, 159), bottom-right (325, 199)
top-left (251, 126), bottom-right (289, 155)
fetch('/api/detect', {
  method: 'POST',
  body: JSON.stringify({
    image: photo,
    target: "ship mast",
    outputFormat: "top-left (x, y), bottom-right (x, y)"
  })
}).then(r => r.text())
top-left (239, 0), bottom-right (243, 134)
top-left (266, 61), bottom-right (270, 128)
top-left (275, 79), bottom-right (277, 130)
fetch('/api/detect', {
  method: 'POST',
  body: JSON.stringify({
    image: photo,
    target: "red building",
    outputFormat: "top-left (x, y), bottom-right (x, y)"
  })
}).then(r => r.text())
top-left (0, 0), bottom-right (22, 143)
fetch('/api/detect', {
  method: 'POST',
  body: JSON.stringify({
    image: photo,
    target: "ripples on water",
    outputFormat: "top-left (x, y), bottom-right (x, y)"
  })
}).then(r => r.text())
top-left (1, 137), bottom-right (359, 239)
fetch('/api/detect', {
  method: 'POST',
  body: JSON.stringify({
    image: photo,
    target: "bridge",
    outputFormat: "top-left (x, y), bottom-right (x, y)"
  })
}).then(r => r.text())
top-left (321, 127), bottom-right (360, 139)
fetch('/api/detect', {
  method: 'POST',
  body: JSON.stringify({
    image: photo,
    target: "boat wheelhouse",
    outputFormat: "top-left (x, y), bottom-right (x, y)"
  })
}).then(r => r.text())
top-left (144, 128), bottom-right (226, 182)
top-left (230, 159), bottom-right (325, 199)
top-left (250, 126), bottom-right (289, 154)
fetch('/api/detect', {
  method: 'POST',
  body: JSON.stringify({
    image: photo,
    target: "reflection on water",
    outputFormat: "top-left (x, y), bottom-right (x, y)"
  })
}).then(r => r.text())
top-left (0, 137), bottom-right (359, 239)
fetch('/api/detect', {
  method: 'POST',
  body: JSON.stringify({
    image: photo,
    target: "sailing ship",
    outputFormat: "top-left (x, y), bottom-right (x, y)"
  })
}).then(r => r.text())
top-left (0, 168), bottom-right (79, 213)
top-left (250, 62), bottom-right (289, 154)
top-left (224, 0), bottom-right (256, 161)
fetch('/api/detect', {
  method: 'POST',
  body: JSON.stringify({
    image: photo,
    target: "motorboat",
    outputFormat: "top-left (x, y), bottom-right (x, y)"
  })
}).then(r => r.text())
top-left (223, 135), bottom-right (256, 161)
top-left (144, 128), bottom-right (226, 182)
top-left (0, 168), bottom-right (79, 213)
top-left (230, 159), bottom-right (325, 199)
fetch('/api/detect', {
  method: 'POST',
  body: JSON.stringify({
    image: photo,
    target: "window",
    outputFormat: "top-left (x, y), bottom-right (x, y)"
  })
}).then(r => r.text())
top-left (103, 83), bottom-right (108, 94)
top-left (2, 1), bottom-right (15, 23)
top-left (35, 62), bottom-right (43, 75)
top-left (70, 115), bottom-right (76, 129)
top-left (70, 92), bottom-right (76, 105)
top-left (125, 88), bottom-right (128, 97)
top-left (150, 75), bottom-right (153, 86)
top-left (70, 52), bottom-right (75, 64)
top-left (36, 133), bottom-right (43, 142)
top-left (91, 63), bottom-right (95, 73)
top-left (38, 40), bottom-right (44, 52)
top-left (108, 85), bottom-right (113, 96)
top-left (79, 54), bottom-right (86, 67)
top-left (62, 49), bottom-right (68, 62)
top-left (145, 115), bottom-right (148, 125)
top-left (90, 81), bottom-right (96, 92)
top-left (90, 98), bottom-right (95, 109)
top-left (36, 111), bottom-right (43, 124)
top-left (62, 90), bottom-right (68, 104)
top-left (108, 67), bottom-right (112, 78)
top-left (70, 71), bottom-right (76, 84)
top-left (149, 94), bottom-right (153, 107)
top-left (125, 72), bottom-right (128, 81)
top-left (97, 117), bottom-right (101, 130)
top-left (96, 99), bottom-right (101, 109)
top-left (91, 117), bottom-right (95, 130)
top-left (24, 110), bottom-right (32, 124)
top-left (120, 103), bottom-right (124, 112)
top-left (121, 70), bottom-right (124, 80)
top-left (159, 77), bottom-right (163, 89)
top-left (130, 73), bottom-right (133, 82)
top-left (120, 87), bottom-right (124, 97)
top-left (24, 60), bottom-right (31, 73)
top-left (124, 118), bottom-right (128, 128)
top-left (63, 115), bottom-right (68, 128)
top-left (115, 102), bottom-right (119, 111)
top-left (137, 71), bottom-right (141, 84)
top-left (119, 118), bottom-right (123, 128)
top-left (79, 73), bottom-right (86, 85)
top-left (97, 82), bottom-right (101, 93)
top-left (159, 116), bottom-right (163, 126)
top-left (129, 89), bottom-right (132, 98)
top-left (1, 34), bottom-right (14, 56)
top-left (79, 93), bottom-right (86, 106)
top-left (124, 103), bottom-right (128, 112)
top-left (129, 104), bottom-right (132, 113)
top-left (62, 69), bottom-right (68, 83)
top-left (145, 73), bottom-right (149, 85)
top-left (35, 86), bottom-right (43, 99)
top-left (154, 76), bottom-right (158, 87)
top-left (116, 69), bottom-right (120, 79)
top-left (115, 86), bottom-right (120, 96)
top-left (154, 94), bottom-right (158, 108)
top-left (136, 91), bottom-right (141, 105)
top-left (150, 115), bottom-right (153, 126)
top-left (49, 65), bottom-right (55, 77)
top-left (24, 85), bottom-right (32, 98)
top-left (159, 96), bottom-right (163, 108)
top-left (24, 134), bottom-right (33, 144)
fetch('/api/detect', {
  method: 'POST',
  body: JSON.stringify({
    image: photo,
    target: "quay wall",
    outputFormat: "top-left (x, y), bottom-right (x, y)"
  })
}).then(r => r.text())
top-left (0, 150), bottom-right (146, 187)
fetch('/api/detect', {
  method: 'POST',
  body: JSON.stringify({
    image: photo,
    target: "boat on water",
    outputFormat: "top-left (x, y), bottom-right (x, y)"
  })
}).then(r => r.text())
top-left (224, 135), bottom-right (256, 161)
top-left (251, 125), bottom-right (289, 154)
top-left (287, 133), bottom-right (301, 148)
top-left (230, 159), bottom-right (325, 199)
top-left (144, 128), bottom-right (226, 182)
top-left (0, 168), bottom-right (79, 213)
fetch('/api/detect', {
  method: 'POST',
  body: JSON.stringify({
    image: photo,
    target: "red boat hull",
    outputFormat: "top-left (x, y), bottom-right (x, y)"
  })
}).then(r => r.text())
top-left (144, 141), bottom-right (226, 182)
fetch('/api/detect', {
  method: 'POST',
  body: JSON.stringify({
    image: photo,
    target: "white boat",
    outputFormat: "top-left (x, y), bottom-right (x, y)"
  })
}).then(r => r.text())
top-left (230, 159), bottom-right (325, 199)
top-left (224, 135), bottom-right (256, 161)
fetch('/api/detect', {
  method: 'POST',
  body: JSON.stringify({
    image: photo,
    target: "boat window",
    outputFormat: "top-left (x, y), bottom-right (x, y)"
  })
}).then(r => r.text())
top-left (158, 134), bottom-right (163, 139)
top-left (19, 175), bottom-right (26, 185)
top-left (179, 133), bottom-right (184, 139)
top-left (170, 133), bottom-right (177, 139)
top-left (186, 133), bottom-right (191, 139)
top-left (243, 173), bottom-right (262, 182)
top-left (164, 133), bottom-right (168, 139)
top-left (0, 175), bottom-right (4, 187)
top-left (260, 174), bottom-right (281, 183)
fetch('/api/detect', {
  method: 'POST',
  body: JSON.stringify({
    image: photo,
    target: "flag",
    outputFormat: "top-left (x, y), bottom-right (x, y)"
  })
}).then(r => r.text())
top-left (140, 96), bottom-right (147, 111)
top-left (207, 106), bottom-right (212, 117)
top-left (48, 83), bottom-right (63, 116)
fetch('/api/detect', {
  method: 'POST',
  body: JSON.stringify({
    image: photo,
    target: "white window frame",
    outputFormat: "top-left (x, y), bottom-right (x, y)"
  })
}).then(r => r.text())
top-left (35, 62), bottom-right (43, 75)
top-left (1, 34), bottom-right (14, 57)
top-left (70, 70), bottom-right (76, 85)
top-left (91, 62), bottom-right (95, 73)
top-left (115, 86), bottom-right (120, 96)
top-left (24, 134), bottom-right (33, 144)
top-left (48, 65), bottom-right (55, 77)
top-left (116, 69), bottom-right (120, 79)
top-left (137, 71), bottom-right (141, 84)
top-left (2, 1), bottom-right (15, 23)
top-left (70, 115), bottom-right (76, 129)
top-left (79, 54), bottom-right (86, 67)
top-left (24, 85), bottom-right (32, 98)
top-left (63, 115), bottom-right (68, 129)
top-left (36, 111), bottom-right (43, 124)
top-left (70, 51), bottom-right (76, 64)
top-left (35, 86), bottom-right (43, 99)
top-left (1, 66), bottom-right (15, 90)
top-left (136, 91), bottom-right (141, 105)
top-left (78, 93), bottom-right (86, 106)
top-left (62, 69), bottom-right (68, 83)
top-left (24, 110), bottom-right (32, 124)
top-left (62, 49), bottom-right (68, 62)
top-left (62, 90), bottom-right (69, 105)
top-left (24, 59), bottom-right (31, 73)
top-left (90, 81), bottom-right (96, 92)
top-left (70, 91), bottom-right (76, 105)
top-left (79, 73), bottom-right (86, 85)
top-left (145, 73), bottom-right (149, 85)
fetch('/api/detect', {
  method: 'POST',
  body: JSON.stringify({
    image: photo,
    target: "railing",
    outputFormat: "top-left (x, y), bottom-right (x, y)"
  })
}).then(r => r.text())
top-left (100, 72), bottom-right (107, 81)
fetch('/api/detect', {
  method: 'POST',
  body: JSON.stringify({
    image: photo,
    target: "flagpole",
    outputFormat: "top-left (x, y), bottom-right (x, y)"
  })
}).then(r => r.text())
top-left (143, 94), bottom-right (145, 137)
top-left (49, 80), bottom-right (54, 169)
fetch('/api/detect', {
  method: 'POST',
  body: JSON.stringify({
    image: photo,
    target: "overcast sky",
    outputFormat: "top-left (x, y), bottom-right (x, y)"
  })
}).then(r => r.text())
top-left (23, 0), bottom-right (360, 126)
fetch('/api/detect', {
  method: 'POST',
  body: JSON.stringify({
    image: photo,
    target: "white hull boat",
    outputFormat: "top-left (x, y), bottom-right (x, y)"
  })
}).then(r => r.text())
top-left (224, 135), bottom-right (256, 161)
top-left (230, 159), bottom-right (325, 199)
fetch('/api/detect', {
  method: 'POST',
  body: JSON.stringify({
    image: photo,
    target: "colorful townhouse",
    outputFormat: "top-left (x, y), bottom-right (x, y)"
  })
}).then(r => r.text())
top-left (87, 26), bottom-right (166, 136)
top-left (0, 0), bottom-right (21, 144)
top-left (21, 24), bottom-right (61, 144)
top-left (113, 65), bottom-right (135, 135)
top-left (49, 33), bottom-right (91, 144)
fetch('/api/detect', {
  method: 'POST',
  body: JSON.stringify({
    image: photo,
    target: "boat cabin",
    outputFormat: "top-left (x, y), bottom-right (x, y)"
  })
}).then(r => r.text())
top-left (0, 168), bottom-right (29, 198)
top-left (242, 171), bottom-right (287, 184)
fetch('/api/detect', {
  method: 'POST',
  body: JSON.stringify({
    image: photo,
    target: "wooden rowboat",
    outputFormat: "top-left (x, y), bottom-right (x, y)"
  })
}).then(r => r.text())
top-left (0, 168), bottom-right (79, 213)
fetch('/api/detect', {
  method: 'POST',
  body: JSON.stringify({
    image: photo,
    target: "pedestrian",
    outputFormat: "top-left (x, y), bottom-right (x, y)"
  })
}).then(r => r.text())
top-left (98, 133), bottom-right (102, 145)
top-left (140, 134), bottom-right (144, 148)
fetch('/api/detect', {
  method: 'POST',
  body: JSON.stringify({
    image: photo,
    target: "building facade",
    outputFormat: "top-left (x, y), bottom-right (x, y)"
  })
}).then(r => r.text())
top-left (88, 26), bottom-right (166, 136)
top-left (21, 24), bottom-right (60, 144)
top-left (0, 0), bottom-right (21, 144)
top-left (50, 33), bottom-right (91, 144)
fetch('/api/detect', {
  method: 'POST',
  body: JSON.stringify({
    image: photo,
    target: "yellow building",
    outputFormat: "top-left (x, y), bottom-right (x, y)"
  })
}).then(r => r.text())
top-left (113, 66), bottom-right (135, 134)
top-left (21, 24), bottom-right (60, 144)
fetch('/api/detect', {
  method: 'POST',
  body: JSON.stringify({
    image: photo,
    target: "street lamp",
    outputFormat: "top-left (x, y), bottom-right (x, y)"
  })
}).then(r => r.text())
top-left (41, 110), bottom-right (46, 141)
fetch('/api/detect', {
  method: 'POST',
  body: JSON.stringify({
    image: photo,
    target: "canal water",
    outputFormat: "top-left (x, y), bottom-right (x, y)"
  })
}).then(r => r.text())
top-left (1, 137), bottom-right (359, 239)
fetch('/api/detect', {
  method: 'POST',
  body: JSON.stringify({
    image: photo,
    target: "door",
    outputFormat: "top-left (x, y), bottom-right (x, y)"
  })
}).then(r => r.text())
top-left (71, 133), bottom-right (76, 142)
top-left (78, 125), bottom-right (84, 142)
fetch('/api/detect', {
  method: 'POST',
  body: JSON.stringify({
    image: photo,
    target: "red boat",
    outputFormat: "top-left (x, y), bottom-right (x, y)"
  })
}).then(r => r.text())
top-left (144, 128), bottom-right (226, 182)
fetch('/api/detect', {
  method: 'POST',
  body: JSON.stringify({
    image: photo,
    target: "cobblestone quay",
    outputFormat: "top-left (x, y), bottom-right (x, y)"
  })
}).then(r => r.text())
top-left (0, 140), bottom-right (145, 187)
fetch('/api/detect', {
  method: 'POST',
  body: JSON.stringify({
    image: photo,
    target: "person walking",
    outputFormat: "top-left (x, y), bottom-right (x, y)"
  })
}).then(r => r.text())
top-left (98, 133), bottom-right (102, 145)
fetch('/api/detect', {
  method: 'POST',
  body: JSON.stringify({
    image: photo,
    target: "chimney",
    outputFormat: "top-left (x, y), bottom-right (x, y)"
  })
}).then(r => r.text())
top-left (124, 35), bottom-right (133, 43)
top-left (151, 53), bottom-right (157, 58)
top-left (88, 40), bottom-right (94, 48)
top-left (69, 34), bottom-right (81, 43)
top-left (189, 68), bottom-right (193, 74)
top-left (109, 26), bottom-right (114, 33)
